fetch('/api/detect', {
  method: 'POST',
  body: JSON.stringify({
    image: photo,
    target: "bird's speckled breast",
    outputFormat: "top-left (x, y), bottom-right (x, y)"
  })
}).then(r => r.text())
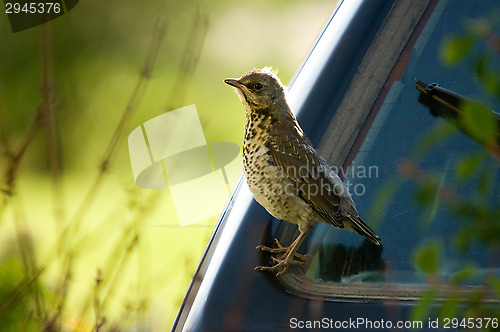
top-left (242, 114), bottom-right (317, 232)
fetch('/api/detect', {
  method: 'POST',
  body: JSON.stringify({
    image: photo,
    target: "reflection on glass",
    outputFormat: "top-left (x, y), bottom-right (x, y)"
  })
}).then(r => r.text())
top-left (305, 0), bottom-right (500, 285)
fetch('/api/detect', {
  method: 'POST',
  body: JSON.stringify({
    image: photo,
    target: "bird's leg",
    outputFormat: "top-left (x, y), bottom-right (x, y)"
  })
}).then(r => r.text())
top-left (255, 231), bottom-right (312, 276)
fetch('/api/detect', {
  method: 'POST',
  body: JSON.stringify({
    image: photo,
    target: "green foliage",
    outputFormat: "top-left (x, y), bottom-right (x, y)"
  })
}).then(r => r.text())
top-left (439, 298), bottom-right (459, 323)
top-left (411, 122), bottom-right (458, 161)
top-left (492, 277), bottom-right (500, 298)
top-left (409, 287), bottom-right (438, 322)
top-left (449, 264), bottom-right (478, 285)
top-left (367, 179), bottom-right (400, 227)
top-left (414, 178), bottom-right (440, 208)
top-left (0, 1), bottom-right (333, 329)
top-left (414, 241), bottom-right (442, 275)
top-left (474, 54), bottom-right (500, 95)
top-left (456, 152), bottom-right (487, 182)
top-left (441, 35), bottom-right (475, 65)
top-left (410, 13), bottom-right (500, 324)
top-left (0, 253), bottom-right (41, 331)
top-left (332, 8), bottom-right (500, 329)
top-left (461, 101), bottom-right (498, 143)
top-left (368, 12), bottom-right (500, 326)
top-left (442, 16), bottom-right (500, 96)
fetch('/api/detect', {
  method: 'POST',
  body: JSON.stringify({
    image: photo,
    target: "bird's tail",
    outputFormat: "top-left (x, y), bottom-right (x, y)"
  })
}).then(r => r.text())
top-left (347, 216), bottom-right (382, 245)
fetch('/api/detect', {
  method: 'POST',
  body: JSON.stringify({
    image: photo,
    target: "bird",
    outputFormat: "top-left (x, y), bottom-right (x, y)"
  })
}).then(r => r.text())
top-left (224, 67), bottom-right (381, 276)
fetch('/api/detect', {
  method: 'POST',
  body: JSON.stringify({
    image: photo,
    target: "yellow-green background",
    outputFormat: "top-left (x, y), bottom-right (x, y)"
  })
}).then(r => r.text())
top-left (0, 1), bottom-right (337, 330)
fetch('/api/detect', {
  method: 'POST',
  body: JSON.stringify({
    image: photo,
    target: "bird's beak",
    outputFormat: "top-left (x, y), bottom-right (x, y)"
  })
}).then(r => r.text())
top-left (224, 78), bottom-right (243, 89)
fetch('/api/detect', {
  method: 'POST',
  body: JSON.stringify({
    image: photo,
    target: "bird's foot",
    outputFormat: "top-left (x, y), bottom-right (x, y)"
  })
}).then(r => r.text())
top-left (256, 238), bottom-right (311, 260)
top-left (256, 238), bottom-right (312, 276)
top-left (255, 255), bottom-right (305, 276)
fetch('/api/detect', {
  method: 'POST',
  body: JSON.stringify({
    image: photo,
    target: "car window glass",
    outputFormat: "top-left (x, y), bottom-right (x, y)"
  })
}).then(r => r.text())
top-left (304, 0), bottom-right (500, 286)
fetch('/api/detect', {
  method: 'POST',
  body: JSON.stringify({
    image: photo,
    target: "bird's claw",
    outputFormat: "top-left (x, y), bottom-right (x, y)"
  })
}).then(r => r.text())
top-left (256, 238), bottom-right (313, 276)
top-left (255, 257), bottom-right (303, 276)
top-left (257, 238), bottom-right (312, 260)
top-left (256, 238), bottom-right (286, 253)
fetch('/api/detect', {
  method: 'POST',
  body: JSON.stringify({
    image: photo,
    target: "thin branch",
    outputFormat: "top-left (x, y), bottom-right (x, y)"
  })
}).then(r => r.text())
top-left (93, 269), bottom-right (105, 332)
top-left (0, 107), bottom-right (43, 220)
top-left (76, 190), bottom-right (161, 327)
top-left (11, 198), bottom-right (46, 326)
top-left (39, 23), bottom-right (66, 228)
top-left (58, 20), bottom-right (167, 248)
top-left (165, 8), bottom-right (208, 111)
top-left (0, 266), bottom-right (44, 315)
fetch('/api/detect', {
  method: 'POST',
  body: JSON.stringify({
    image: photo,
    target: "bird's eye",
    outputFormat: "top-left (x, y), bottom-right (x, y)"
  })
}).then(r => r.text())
top-left (254, 83), bottom-right (263, 91)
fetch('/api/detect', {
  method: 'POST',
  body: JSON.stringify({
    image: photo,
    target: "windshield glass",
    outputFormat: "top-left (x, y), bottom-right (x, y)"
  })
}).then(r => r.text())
top-left (304, 0), bottom-right (500, 286)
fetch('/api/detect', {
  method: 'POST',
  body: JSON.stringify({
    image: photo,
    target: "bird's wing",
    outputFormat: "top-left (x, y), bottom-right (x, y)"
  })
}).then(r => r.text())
top-left (266, 128), bottom-right (356, 229)
top-left (267, 129), bottom-right (381, 245)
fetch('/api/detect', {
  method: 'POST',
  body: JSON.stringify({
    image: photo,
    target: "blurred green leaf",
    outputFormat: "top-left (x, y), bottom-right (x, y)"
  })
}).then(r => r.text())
top-left (474, 54), bottom-right (489, 78)
top-left (456, 152), bottom-right (486, 181)
top-left (474, 54), bottom-right (500, 95)
top-left (441, 35), bottom-right (475, 65)
top-left (491, 277), bottom-right (500, 299)
top-left (478, 167), bottom-right (496, 197)
top-left (450, 264), bottom-right (478, 285)
top-left (414, 241), bottom-right (442, 274)
top-left (412, 122), bottom-right (458, 161)
top-left (410, 287), bottom-right (438, 322)
top-left (415, 176), bottom-right (444, 227)
top-left (412, 11), bottom-right (500, 326)
top-left (367, 178), bottom-right (400, 227)
top-left (481, 72), bottom-right (500, 96)
top-left (439, 298), bottom-right (459, 322)
top-left (0, 254), bottom-right (40, 331)
top-left (461, 101), bottom-right (497, 143)
top-left (455, 224), bottom-right (476, 252)
top-left (415, 179), bottom-right (439, 208)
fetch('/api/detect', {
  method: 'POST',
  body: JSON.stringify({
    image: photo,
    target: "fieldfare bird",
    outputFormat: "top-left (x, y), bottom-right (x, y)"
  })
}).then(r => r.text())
top-left (224, 68), bottom-right (381, 276)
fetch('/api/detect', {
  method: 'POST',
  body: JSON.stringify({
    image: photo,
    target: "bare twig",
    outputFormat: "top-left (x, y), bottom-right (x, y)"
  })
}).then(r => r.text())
top-left (0, 265), bottom-right (44, 315)
top-left (76, 189), bottom-right (161, 327)
top-left (165, 8), bottom-right (208, 111)
top-left (11, 200), bottom-right (46, 327)
top-left (58, 20), bottom-right (167, 249)
top-left (39, 23), bottom-right (66, 228)
top-left (93, 269), bottom-right (105, 332)
top-left (0, 106), bottom-right (44, 222)
top-left (101, 232), bottom-right (139, 310)
top-left (44, 253), bottom-right (72, 331)
top-left (0, 23), bottom-right (63, 227)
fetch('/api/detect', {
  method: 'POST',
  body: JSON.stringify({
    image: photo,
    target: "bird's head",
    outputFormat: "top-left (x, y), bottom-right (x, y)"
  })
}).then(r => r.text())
top-left (224, 67), bottom-right (288, 113)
